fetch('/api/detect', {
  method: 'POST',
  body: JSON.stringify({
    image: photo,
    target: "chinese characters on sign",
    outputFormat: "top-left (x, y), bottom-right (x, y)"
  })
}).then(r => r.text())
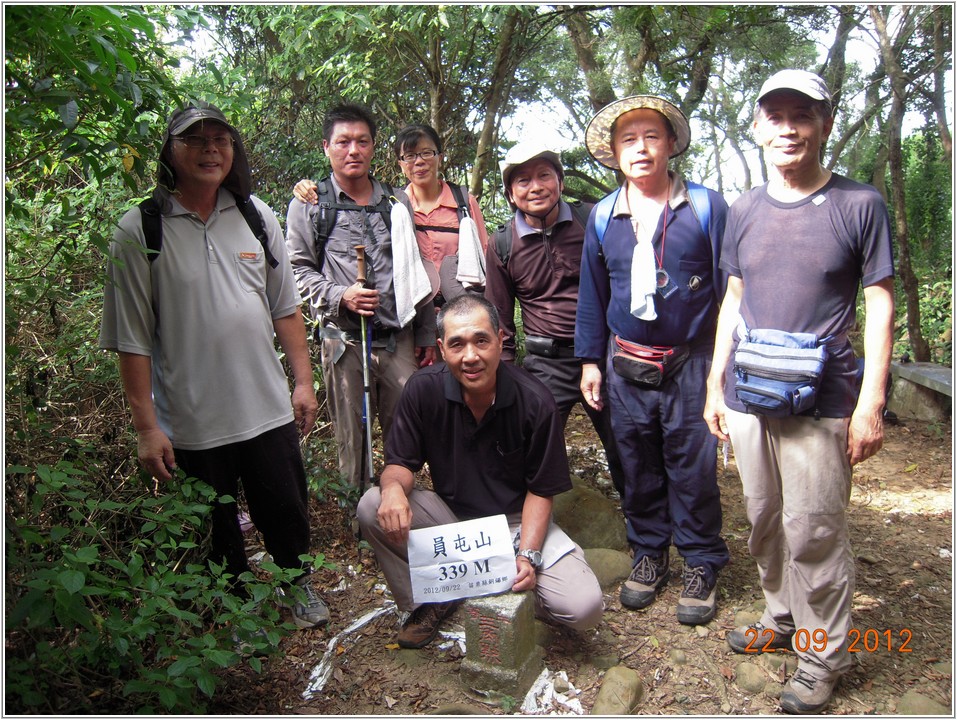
top-left (408, 515), bottom-right (515, 604)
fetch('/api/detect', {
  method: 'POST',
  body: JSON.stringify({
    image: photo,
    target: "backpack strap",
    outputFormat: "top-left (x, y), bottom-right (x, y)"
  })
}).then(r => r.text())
top-left (139, 194), bottom-right (276, 268)
top-left (233, 193), bottom-right (278, 269)
top-left (313, 178), bottom-right (396, 271)
top-left (139, 198), bottom-right (163, 264)
top-left (448, 183), bottom-right (471, 222)
top-left (685, 181), bottom-right (711, 239)
top-left (567, 199), bottom-right (591, 231)
top-left (492, 220), bottom-right (513, 267)
top-left (593, 188), bottom-right (620, 245)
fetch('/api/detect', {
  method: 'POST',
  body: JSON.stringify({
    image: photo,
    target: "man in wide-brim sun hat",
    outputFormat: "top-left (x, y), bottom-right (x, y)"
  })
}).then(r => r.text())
top-left (575, 94), bottom-right (731, 627)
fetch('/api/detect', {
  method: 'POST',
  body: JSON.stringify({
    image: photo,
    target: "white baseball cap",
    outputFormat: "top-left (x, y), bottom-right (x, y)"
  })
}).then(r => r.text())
top-left (757, 69), bottom-right (832, 105)
top-left (499, 140), bottom-right (563, 195)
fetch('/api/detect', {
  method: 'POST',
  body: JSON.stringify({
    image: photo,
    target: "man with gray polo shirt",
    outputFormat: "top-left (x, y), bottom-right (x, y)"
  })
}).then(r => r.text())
top-left (705, 70), bottom-right (894, 713)
top-left (285, 103), bottom-right (437, 494)
top-left (100, 102), bottom-right (328, 637)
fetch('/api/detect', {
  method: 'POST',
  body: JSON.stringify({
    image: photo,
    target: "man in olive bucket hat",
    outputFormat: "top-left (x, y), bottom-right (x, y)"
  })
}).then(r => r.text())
top-left (100, 103), bottom-right (329, 648)
top-left (575, 96), bottom-right (730, 625)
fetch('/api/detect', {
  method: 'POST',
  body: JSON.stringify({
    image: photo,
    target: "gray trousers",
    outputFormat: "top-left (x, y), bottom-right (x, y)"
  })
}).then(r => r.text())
top-left (726, 410), bottom-right (854, 681)
top-left (321, 326), bottom-right (419, 490)
top-left (357, 487), bottom-right (604, 631)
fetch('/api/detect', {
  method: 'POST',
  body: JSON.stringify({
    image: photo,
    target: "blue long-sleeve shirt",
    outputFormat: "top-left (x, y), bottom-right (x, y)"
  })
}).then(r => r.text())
top-left (575, 173), bottom-right (729, 361)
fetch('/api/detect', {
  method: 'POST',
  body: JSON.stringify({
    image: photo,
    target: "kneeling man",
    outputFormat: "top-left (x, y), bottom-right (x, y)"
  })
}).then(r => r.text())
top-left (358, 293), bottom-right (604, 648)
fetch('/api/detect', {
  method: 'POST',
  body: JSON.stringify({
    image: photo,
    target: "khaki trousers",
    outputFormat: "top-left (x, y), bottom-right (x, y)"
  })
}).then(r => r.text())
top-left (726, 410), bottom-right (854, 681)
top-left (357, 487), bottom-right (604, 631)
top-left (321, 326), bottom-right (419, 490)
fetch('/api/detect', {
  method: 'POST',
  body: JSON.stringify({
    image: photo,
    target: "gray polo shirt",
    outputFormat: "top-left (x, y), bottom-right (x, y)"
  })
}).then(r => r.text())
top-left (284, 176), bottom-right (436, 346)
top-left (100, 188), bottom-right (302, 450)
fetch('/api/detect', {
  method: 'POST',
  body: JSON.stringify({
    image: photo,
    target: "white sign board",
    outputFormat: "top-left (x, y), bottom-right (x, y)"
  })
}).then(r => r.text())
top-left (408, 514), bottom-right (515, 604)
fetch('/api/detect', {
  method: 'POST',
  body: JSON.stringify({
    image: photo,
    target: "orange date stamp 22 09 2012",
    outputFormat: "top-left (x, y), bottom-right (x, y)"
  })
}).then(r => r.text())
top-left (742, 627), bottom-right (914, 654)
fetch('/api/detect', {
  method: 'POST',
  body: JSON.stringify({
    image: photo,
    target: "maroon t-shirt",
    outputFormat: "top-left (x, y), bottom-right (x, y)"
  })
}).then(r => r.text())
top-left (385, 362), bottom-right (572, 518)
top-left (720, 174), bottom-right (894, 417)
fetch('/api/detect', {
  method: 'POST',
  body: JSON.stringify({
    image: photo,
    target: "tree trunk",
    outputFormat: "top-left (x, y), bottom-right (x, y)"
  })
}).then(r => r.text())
top-left (869, 5), bottom-right (931, 361)
top-left (930, 7), bottom-right (953, 164)
top-left (469, 8), bottom-right (525, 198)
top-left (561, 7), bottom-right (617, 112)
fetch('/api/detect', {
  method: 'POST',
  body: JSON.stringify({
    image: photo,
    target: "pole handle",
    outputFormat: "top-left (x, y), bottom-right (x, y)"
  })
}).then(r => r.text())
top-left (354, 245), bottom-right (367, 286)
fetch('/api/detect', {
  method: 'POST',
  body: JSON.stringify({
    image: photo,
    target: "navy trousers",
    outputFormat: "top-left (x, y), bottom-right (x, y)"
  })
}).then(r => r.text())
top-left (605, 344), bottom-right (729, 580)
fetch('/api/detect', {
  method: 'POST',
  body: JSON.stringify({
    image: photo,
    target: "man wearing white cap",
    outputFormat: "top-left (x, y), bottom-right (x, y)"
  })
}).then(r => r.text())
top-left (704, 70), bottom-right (894, 713)
top-left (485, 140), bottom-right (626, 499)
top-left (576, 96), bottom-right (730, 626)
top-left (100, 102), bottom-right (329, 640)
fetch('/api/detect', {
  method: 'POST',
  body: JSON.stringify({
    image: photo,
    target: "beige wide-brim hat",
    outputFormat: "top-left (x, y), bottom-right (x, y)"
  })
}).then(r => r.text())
top-left (585, 95), bottom-right (691, 169)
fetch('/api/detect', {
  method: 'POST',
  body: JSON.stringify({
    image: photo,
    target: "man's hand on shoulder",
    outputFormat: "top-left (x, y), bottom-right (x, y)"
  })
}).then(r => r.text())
top-left (293, 179), bottom-right (319, 205)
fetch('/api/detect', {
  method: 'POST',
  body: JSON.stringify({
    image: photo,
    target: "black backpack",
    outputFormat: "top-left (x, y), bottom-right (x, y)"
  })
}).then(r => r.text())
top-left (413, 183), bottom-right (471, 234)
top-left (312, 177), bottom-right (395, 271)
top-left (139, 191), bottom-right (278, 268)
top-left (492, 199), bottom-right (592, 267)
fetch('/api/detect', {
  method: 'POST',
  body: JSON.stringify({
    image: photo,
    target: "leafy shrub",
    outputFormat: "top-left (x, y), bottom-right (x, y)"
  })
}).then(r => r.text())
top-left (5, 461), bottom-right (327, 713)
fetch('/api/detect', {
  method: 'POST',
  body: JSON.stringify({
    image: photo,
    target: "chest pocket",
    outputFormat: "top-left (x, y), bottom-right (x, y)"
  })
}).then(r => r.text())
top-left (236, 251), bottom-right (266, 293)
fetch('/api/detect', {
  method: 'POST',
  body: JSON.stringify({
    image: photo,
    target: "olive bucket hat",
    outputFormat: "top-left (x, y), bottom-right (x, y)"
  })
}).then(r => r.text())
top-left (585, 95), bottom-right (691, 169)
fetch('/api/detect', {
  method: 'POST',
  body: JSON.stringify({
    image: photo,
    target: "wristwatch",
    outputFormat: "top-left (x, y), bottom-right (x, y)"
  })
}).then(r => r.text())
top-left (517, 548), bottom-right (543, 569)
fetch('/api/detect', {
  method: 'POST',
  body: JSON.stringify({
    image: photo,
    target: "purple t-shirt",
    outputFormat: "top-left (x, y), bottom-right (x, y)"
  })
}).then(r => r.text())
top-left (720, 173), bottom-right (894, 417)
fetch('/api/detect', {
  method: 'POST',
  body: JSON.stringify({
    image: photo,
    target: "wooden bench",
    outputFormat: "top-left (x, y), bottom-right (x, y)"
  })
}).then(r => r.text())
top-left (887, 361), bottom-right (952, 422)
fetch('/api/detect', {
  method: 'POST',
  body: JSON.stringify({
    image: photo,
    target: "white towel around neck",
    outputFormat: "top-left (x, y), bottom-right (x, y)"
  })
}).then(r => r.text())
top-left (455, 215), bottom-right (486, 289)
top-left (630, 224), bottom-right (658, 321)
top-left (390, 202), bottom-right (433, 327)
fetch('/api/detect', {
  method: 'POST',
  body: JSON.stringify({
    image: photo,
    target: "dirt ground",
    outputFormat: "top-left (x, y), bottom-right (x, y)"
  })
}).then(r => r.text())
top-left (212, 414), bottom-right (953, 715)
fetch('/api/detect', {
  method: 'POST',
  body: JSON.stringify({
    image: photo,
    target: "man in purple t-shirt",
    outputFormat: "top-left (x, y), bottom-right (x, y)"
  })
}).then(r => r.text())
top-left (704, 70), bottom-right (894, 714)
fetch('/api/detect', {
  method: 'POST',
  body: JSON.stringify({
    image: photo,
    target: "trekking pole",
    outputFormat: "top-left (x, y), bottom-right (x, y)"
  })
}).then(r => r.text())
top-left (354, 245), bottom-right (375, 501)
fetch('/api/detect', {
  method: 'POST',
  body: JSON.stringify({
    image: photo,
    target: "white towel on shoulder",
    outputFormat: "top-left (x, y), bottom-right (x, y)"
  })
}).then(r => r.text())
top-left (455, 215), bottom-right (486, 289)
top-left (630, 232), bottom-right (658, 321)
top-left (390, 202), bottom-right (433, 327)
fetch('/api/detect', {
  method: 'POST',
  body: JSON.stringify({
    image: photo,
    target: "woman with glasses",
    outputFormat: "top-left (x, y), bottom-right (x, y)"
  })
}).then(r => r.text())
top-left (294, 124), bottom-right (488, 304)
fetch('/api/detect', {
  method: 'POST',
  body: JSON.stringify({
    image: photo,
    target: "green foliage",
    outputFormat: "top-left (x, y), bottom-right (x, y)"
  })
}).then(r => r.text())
top-left (5, 462), bottom-right (323, 713)
top-left (5, 5), bottom-right (175, 197)
top-left (903, 129), bottom-right (952, 271)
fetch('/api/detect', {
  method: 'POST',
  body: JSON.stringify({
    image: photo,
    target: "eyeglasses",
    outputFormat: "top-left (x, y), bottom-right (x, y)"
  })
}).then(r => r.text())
top-left (174, 135), bottom-right (234, 149)
top-left (399, 149), bottom-right (438, 163)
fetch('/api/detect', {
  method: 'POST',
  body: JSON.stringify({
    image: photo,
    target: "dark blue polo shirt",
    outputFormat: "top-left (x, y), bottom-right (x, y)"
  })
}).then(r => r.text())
top-left (385, 361), bottom-right (571, 518)
top-left (576, 174), bottom-right (729, 360)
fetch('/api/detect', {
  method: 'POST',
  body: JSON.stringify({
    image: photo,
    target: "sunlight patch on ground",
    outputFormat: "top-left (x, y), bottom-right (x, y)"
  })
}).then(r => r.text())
top-left (850, 484), bottom-right (954, 516)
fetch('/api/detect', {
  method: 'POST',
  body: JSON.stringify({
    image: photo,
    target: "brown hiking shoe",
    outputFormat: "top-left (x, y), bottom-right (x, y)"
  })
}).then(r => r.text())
top-left (396, 601), bottom-right (460, 649)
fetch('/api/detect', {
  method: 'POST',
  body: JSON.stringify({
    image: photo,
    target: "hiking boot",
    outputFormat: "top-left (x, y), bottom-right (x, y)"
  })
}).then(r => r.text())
top-left (285, 578), bottom-right (330, 629)
top-left (675, 565), bottom-right (717, 625)
top-left (780, 669), bottom-right (836, 714)
top-left (620, 553), bottom-right (669, 609)
top-left (727, 621), bottom-right (794, 653)
top-left (396, 601), bottom-right (460, 649)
